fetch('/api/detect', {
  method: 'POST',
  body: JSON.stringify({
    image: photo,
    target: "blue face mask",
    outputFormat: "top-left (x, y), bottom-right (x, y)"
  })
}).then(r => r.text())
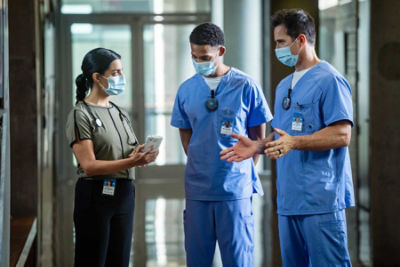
top-left (192, 59), bottom-right (216, 76)
top-left (275, 38), bottom-right (299, 67)
top-left (102, 74), bottom-right (126, 96)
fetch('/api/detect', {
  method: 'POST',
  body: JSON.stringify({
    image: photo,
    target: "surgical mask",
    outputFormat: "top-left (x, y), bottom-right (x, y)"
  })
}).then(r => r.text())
top-left (192, 59), bottom-right (216, 76)
top-left (102, 74), bottom-right (126, 96)
top-left (275, 38), bottom-right (299, 67)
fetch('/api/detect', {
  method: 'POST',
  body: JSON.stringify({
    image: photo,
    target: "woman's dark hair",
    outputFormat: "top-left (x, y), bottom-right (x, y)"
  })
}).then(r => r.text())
top-left (271, 9), bottom-right (316, 45)
top-left (75, 48), bottom-right (121, 103)
top-left (189, 22), bottom-right (224, 47)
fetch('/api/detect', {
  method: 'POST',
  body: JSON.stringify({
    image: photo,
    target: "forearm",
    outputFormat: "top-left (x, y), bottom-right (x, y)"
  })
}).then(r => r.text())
top-left (179, 129), bottom-right (192, 155)
top-left (248, 124), bottom-right (265, 164)
top-left (291, 124), bottom-right (351, 151)
top-left (257, 132), bottom-right (274, 154)
top-left (81, 157), bottom-right (135, 177)
top-left (182, 141), bottom-right (190, 155)
top-left (73, 140), bottom-right (148, 176)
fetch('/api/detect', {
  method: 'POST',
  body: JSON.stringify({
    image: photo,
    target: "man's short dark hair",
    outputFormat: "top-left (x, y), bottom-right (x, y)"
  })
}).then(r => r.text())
top-left (189, 22), bottom-right (225, 47)
top-left (271, 9), bottom-right (316, 45)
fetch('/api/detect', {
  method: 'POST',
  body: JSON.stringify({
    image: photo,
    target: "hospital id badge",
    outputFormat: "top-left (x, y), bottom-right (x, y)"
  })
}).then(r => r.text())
top-left (291, 112), bottom-right (303, 131)
top-left (102, 178), bottom-right (116, 196)
top-left (220, 117), bottom-right (234, 136)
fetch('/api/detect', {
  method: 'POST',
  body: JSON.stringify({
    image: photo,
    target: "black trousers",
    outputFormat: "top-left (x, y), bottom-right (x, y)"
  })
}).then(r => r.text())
top-left (74, 178), bottom-right (135, 267)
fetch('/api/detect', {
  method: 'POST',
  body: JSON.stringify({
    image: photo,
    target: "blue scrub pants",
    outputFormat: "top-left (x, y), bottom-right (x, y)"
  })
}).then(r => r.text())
top-left (74, 178), bottom-right (135, 267)
top-left (278, 209), bottom-right (352, 267)
top-left (184, 198), bottom-right (254, 267)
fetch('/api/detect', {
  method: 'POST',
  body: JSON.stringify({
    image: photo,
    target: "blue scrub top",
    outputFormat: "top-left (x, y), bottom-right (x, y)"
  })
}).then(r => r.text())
top-left (271, 61), bottom-right (355, 215)
top-left (171, 68), bottom-right (273, 201)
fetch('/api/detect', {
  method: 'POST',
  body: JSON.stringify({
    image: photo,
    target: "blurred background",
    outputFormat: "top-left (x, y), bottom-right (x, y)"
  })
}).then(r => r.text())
top-left (0, 0), bottom-right (399, 266)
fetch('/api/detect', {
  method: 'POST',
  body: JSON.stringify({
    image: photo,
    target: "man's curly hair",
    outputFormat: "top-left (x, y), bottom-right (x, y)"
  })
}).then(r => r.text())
top-left (190, 22), bottom-right (225, 47)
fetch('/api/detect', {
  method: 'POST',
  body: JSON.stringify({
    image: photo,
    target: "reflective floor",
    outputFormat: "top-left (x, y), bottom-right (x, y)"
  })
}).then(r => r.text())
top-left (70, 177), bottom-right (371, 267)
top-left (145, 198), bottom-right (186, 267)
top-left (136, 195), bottom-right (266, 267)
top-left (132, 180), bottom-right (371, 267)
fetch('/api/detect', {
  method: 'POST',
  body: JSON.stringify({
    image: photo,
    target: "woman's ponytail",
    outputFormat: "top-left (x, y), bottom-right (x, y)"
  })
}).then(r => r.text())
top-left (75, 73), bottom-right (89, 104)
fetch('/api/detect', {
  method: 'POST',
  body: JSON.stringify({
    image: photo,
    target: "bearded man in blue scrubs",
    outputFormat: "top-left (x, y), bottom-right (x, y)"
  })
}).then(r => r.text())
top-left (221, 9), bottom-right (354, 267)
top-left (171, 23), bottom-right (272, 267)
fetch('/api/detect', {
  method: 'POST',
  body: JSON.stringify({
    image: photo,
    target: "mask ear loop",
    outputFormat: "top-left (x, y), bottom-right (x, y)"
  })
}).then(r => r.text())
top-left (290, 37), bottom-right (298, 47)
top-left (289, 36), bottom-right (302, 55)
top-left (99, 75), bottom-right (110, 90)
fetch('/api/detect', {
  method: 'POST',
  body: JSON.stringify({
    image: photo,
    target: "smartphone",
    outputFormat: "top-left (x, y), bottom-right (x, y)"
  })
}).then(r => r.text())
top-left (143, 135), bottom-right (163, 153)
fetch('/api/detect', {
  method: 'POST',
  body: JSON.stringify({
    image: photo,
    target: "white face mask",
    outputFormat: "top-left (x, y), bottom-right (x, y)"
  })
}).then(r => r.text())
top-left (102, 74), bottom-right (126, 96)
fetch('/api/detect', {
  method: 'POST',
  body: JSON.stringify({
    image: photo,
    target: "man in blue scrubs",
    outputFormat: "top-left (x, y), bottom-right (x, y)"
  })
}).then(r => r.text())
top-left (220, 9), bottom-right (354, 267)
top-left (171, 23), bottom-right (272, 267)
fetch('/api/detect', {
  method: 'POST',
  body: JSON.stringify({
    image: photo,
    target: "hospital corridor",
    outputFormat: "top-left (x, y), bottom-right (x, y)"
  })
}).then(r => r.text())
top-left (0, 0), bottom-right (399, 266)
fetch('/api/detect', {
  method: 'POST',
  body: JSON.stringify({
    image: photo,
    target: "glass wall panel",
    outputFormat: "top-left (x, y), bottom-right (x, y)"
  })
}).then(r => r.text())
top-left (319, 0), bottom-right (371, 264)
top-left (71, 24), bottom-right (132, 110)
top-left (143, 24), bottom-right (194, 165)
top-left (357, 0), bottom-right (371, 265)
top-left (60, 3), bottom-right (210, 265)
top-left (62, 0), bottom-right (210, 14)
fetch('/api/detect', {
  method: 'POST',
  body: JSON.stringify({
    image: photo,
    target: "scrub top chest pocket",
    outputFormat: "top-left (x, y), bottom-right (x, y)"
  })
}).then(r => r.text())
top-left (291, 102), bottom-right (315, 134)
top-left (219, 107), bottom-right (239, 138)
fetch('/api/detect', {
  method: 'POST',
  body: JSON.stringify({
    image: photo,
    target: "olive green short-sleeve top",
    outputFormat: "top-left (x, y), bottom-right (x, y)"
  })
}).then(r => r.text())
top-left (66, 101), bottom-right (138, 179)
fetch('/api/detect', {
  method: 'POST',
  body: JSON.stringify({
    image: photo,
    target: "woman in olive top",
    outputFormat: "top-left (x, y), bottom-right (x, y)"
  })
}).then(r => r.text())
top-left (66, 48), bottom-right (158, 267)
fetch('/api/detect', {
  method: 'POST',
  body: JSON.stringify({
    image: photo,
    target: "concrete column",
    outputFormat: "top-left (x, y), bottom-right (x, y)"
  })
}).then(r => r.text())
top-left (220, 2), bottom-right (263, 266)
top-left (369, 0), bottom-right (400, 265)
top-left (223, 0), bottom-right (262, 84)
top-left (9, 0), bottom-right (39, 217)
top-left (211, 0), bottom-right (223, 29)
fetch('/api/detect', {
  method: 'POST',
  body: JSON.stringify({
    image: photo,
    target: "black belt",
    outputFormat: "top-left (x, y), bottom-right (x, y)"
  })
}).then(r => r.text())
top-left (80, 177), bottom-right (133, 181)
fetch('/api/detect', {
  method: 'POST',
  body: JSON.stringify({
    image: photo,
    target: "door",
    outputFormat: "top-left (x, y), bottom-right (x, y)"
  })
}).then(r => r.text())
top-left (56, 11), bottom-right (209, 266)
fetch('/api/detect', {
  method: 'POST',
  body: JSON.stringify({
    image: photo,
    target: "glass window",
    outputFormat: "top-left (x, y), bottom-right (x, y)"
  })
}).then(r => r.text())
top-left (319, 0), bottom-right (371, 265)
top-left (71, 24), bottom-right (133, 110)
top-left (62, 0), bottom-right (210, 14)
top-left (319, 2), bottom-right (346, 74)
top-left (71, 24), bottom-right (133, 168)
top-left (143, 24), bottom-right (195, 165)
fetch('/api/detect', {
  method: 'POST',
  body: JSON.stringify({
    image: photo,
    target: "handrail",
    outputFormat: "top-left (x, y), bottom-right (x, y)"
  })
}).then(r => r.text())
top-left (10, 217), bottom-right (37, 267)
top-left (15, 218), bottom-right (37, 267)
